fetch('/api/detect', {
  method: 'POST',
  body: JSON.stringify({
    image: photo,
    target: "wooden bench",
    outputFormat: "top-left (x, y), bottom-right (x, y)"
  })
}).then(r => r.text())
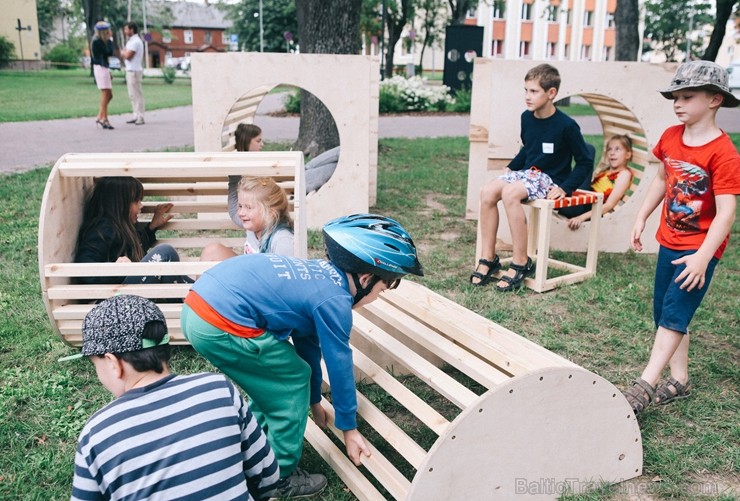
top-left (306, 280), bottom-right (642, 499)
top-left (38, 151), bottom-right (306, 346)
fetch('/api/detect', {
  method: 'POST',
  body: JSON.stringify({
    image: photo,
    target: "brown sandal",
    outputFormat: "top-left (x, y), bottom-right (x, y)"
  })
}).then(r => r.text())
top-left (654, 377), bottom-right (691, 405)
top-left (623, 378), bottom-right (655, 416)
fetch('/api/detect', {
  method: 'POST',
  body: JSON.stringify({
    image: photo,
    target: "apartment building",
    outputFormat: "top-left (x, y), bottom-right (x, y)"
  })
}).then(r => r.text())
top-left (475, 0), bottom-right (617, 62)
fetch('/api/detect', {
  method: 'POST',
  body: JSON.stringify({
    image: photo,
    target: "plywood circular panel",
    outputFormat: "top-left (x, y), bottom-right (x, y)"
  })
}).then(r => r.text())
top-left (191, 53), bottom-right (379, 229)
top-left (467, 60), bottom-right (678, 253)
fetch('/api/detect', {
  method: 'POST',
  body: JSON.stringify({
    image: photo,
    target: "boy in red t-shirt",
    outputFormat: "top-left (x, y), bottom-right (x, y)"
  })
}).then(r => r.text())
top-left (624, 61), bottom-right (740, 417)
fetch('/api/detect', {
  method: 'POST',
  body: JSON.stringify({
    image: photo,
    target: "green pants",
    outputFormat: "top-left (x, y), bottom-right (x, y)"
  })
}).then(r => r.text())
top-left (181, 304), bottom-right (310, 477)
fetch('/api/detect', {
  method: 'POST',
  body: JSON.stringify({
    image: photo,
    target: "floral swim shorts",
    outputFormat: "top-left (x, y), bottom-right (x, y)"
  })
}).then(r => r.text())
top-left (498, 167), bottom-right (555, 201)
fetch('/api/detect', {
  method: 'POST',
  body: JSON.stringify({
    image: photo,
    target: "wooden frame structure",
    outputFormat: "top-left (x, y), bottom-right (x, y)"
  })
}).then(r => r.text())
top-left (489, 190), bottom-right (604, 293)
top-left (467, 59), bottom-right (677, 254)
top-left (191, 52), bottom-right (380, 229)
top-left (38, 151), bottom-right (305, 345)
top-left (306, 280), bottom-right (642, 500)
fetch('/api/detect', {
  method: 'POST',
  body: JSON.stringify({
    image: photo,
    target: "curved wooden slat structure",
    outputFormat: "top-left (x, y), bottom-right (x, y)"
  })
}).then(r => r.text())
top-left (38, 151), bottom-right (306, 346)
top-left (467, 59), bottom-right (677, 253)
top-left (307, 281), bottom-right (642, 500)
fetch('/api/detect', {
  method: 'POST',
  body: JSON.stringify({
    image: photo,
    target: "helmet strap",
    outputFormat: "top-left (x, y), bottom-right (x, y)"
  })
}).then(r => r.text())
top-left (351, 273), bottom-right (380, 305)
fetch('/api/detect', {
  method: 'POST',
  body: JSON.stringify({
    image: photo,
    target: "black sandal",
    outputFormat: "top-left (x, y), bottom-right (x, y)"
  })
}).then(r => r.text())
top-left (495, 257), bottom-right (535, 292)
top-left (469, 256), bottom-right (501, 286)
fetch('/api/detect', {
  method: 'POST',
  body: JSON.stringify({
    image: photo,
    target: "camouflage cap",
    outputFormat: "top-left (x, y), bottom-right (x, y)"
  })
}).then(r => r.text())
top-left (659, 60), bottom-right (739, 108)
top-left (59, 295), bottom-right (168, 361)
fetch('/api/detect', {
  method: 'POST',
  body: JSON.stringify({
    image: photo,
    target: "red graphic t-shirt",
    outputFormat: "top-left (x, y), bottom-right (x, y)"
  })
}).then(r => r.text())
top-left (653, 125), bottom-right (740, 259)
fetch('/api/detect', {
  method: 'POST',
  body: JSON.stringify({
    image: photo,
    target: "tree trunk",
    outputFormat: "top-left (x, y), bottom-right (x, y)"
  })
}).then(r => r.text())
top-left (82, 0), bottom-right (101, 77)
top-left (615, 0), bottom-right (640, 61)
top-left (447, 0), bottom-right (471, 26)
top-left (383, 0), bottom-right (412, 78)
top-left (295, 0), bottom-right (361, 157)
top-left (702, 0), bottom-right (737, 62)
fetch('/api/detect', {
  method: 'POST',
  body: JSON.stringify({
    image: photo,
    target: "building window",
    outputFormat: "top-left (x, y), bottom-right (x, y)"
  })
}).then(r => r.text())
top-left (162, 30), bottom-right (172, 43)
top-left (521, 2), bottom-right (532, 21)
top-left (606, 12), bottom-right (615, 28)
top-left (581, 44), bottom-right (592, 60)
top-left (204, 31), bottom-right (212, 44)
top-left (519, 40), bottom-right (530, 58)
top-left (184, 30), bottom-right (193, 44)
top-left (583, 10), bottom-right (593, 26)
top-left (565, 9), bottom-right (572, 25)
top-left (564, 44), bottom-right (570, 58)
top-left (547, 42), bottom-right (557, 58)
top-left (492, 0), bottom-right (506, 19)
top-left (603, 46), bottom-right (613, 61)
top-left (492, 39), bottom-right (504, 57)
top-left (222, 31), bottom-right (229, 44)
top-left (545, 5), bottom-right (558, 22)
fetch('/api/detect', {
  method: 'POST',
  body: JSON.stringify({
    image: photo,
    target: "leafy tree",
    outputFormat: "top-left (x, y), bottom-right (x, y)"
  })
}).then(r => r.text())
top-left (615, 0), bottom-right (639, 61)
top-left (37, 0), bottom-right (63, 46)
top-left (295, 0), bottom-right (362, 157)
top-left (447, 0), bottom-right (475, 25)
top-left (383, 0), bottom-right (415, 77)
top-left (702, 0), bottom-right (739, 61)
top-left (416, 0), bottom-right (447, 73)
top-left (643, 0), bottom-right (712, 62)
top-left (223, 0), bottom-right (298, 53)
top-left (0, 35), bottom-right (16, 67)
top-left (360, 0), bottom-right (383, 53)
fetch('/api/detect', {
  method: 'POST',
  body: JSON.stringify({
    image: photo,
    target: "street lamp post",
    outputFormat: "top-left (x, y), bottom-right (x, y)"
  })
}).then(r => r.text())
top-left (259, 0), bottom-right (264, 52)
top-left (142, 0), bottom-right (149, 68)
top-left (15, 19), bottom-right (31, 72)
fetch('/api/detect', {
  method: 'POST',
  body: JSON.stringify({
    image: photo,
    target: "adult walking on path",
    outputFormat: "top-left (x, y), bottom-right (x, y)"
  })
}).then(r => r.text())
top-left (90, 21), bottom-right (115, 130)
top-left (121, 22), bottom-right (145, 126)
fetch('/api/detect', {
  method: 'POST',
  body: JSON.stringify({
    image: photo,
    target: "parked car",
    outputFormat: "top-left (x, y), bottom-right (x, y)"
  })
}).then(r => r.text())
top-left (108, 56), bottom-right (121, 70)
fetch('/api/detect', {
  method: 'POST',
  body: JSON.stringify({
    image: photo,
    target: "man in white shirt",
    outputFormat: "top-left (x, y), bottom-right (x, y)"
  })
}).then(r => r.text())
top-left (121, 22), bottom-right (145, 125)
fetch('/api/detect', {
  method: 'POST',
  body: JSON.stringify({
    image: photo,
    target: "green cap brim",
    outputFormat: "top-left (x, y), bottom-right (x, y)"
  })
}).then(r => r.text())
top-left (58, 353), bottom-right (84, 362)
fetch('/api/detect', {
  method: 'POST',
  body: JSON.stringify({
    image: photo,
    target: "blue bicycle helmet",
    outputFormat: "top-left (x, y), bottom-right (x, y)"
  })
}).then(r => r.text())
top-left (323, 213), bottom-right (424, 282)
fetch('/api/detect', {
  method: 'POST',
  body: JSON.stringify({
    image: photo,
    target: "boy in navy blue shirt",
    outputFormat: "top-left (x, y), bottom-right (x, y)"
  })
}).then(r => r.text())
top-left (471, 63), bottom-right (593, 291)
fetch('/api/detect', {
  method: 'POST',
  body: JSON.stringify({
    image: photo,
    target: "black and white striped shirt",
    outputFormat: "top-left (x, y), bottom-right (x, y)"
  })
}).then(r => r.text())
top-left (72, 372), bottom-right (279, 500)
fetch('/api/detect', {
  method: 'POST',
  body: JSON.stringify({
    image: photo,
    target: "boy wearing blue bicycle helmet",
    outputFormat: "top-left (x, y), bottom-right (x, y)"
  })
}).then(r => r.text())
top-left (181, 214), bottom-right (423, 499)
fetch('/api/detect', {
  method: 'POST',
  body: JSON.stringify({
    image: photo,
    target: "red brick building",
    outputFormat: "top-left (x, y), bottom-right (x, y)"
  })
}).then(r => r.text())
top-left (146, 2), bottom-right (231, 68)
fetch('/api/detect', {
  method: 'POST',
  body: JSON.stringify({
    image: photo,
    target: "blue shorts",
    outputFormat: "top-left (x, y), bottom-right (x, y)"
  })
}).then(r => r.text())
top-left (653, 246), bottom-right (719, 334)
top-left (499, 167), bottom-right (555, 201)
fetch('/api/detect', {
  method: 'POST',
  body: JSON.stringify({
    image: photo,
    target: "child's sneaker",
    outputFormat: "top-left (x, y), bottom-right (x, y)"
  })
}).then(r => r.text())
top-left (265, 467), bottom-right (327, 499)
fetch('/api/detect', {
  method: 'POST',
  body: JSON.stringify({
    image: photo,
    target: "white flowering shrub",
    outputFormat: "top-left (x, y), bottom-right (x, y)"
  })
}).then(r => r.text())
top-left (379, 76), bottom-right (455, 113)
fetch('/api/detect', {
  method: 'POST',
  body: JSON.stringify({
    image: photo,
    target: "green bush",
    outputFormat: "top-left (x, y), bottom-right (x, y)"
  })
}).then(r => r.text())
top-left (0, 35), bottom-right (16, 68)
top-left (284, 91), bottom-right (300, 113)
top-left (43, 43), bottom-right (80, 69)
top-left (162, 66), bottom-right (176, 84)
top-left (449, 87), bottom-right (472, 113)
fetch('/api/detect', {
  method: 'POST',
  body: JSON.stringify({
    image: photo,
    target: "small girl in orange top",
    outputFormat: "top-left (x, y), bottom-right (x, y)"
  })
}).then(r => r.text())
top-left (567, 134), bottom-right (634, 230)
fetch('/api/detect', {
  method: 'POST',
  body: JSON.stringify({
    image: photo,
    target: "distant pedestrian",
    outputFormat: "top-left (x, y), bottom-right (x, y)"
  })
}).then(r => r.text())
top-left (121, 22), bottom-right (145, 125)
top-left (91, 21), bottom-right (114, 130)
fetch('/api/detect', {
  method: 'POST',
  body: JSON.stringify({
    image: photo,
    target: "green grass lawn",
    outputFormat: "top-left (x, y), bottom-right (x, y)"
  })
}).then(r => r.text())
top-left (0, 137), bottom-right (738, 500)
top-left (0, 68), bottom-right (599, 123)
top-left (0, 69), bottom-right (193, 122)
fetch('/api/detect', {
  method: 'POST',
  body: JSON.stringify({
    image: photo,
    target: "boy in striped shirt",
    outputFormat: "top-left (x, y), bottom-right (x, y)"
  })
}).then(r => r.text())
top-left (62, 295), bottom-right (279, 500)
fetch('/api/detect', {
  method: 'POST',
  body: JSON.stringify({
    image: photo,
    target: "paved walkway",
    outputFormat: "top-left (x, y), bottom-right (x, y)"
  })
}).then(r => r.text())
top-left (2, 93), bottom-right (739, 174)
